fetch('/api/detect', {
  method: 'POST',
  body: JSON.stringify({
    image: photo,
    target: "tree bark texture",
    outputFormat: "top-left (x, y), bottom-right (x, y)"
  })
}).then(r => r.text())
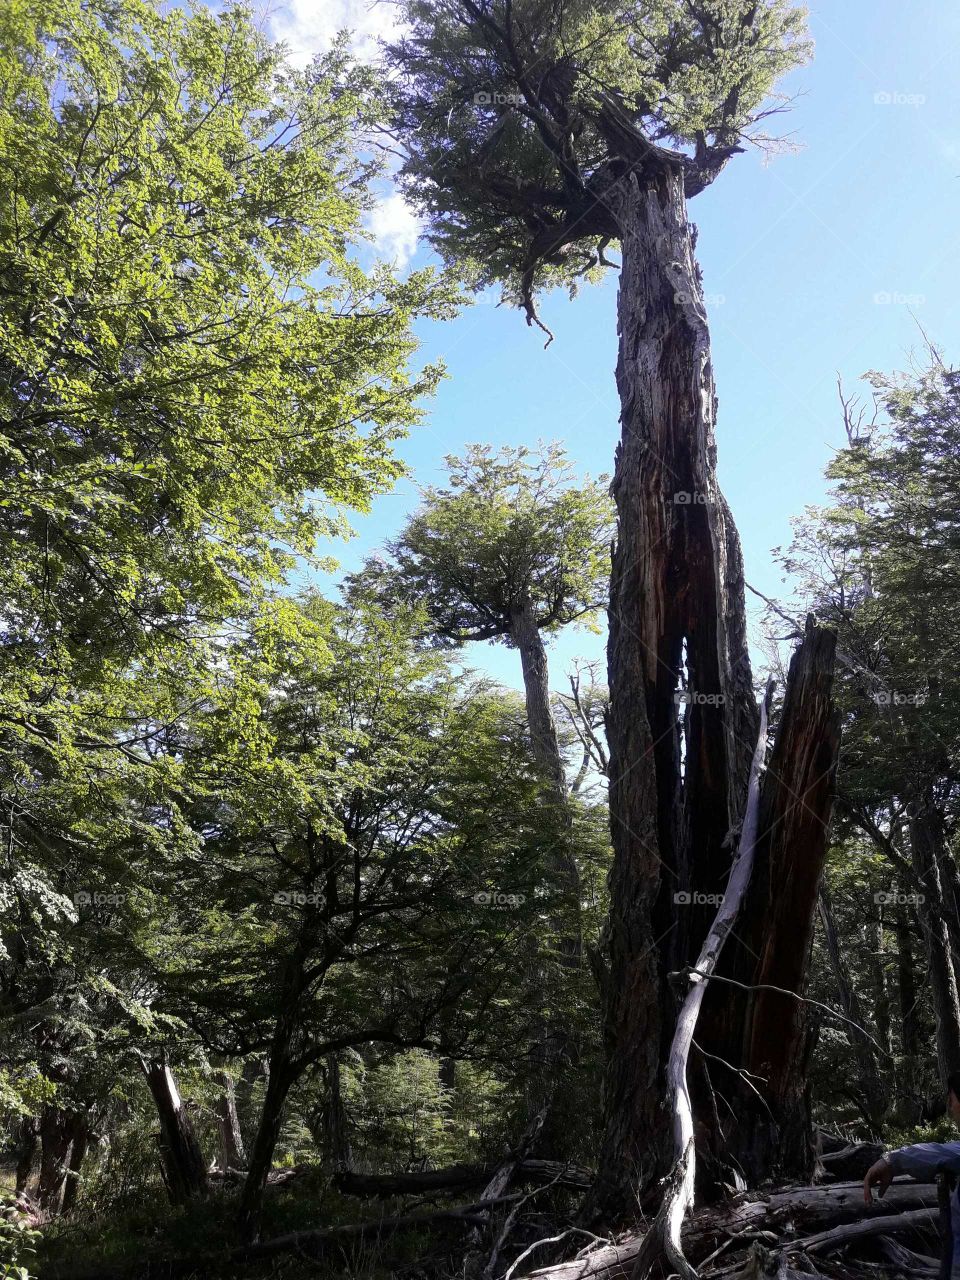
top-left (591, 158), bottom-right (758, 1220)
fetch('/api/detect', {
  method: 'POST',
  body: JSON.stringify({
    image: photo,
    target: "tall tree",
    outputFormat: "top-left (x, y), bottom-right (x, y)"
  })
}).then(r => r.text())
top-left (385, 443), bottom-right (613, 804)
top-left (387, 0), bottom-right (812, 1216)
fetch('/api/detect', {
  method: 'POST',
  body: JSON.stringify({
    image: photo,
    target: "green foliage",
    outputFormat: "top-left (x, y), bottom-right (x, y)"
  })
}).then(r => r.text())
top-left (388, 0), bottom-right (811, 304)
top-left (382, 442), bottom-right (614, 644)
top-left (0, 1195), bottom-right (38, 1278)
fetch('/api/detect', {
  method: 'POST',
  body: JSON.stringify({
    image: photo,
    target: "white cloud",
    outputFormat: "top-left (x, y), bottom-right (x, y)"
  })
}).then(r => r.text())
top-left (365, 192), bottom-right (422, 269)
top-left (266, 0), bottom-right (401, 68)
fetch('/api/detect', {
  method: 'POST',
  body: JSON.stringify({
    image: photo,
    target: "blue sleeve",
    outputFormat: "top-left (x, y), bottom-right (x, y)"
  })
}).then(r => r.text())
top-left (886, 1141), bottom-right (960, 1179)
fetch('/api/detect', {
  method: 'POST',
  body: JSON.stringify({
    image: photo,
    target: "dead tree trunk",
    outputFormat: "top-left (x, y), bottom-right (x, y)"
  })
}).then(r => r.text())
top-left (143, 1057), bottom-right (208, 1205)
top-left (587, 155), bottom-right (757, 1222)
top-left (703, 616), bottom-right (840, 1183)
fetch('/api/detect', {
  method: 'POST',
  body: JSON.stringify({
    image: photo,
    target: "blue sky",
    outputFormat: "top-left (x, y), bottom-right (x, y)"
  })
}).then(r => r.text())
top-left (271, 0), bottom-right (960, 693)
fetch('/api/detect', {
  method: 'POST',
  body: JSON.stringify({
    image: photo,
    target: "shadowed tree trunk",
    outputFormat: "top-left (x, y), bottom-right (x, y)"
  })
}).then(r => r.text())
top-left (143, 1057), bottom-right (208, 1205)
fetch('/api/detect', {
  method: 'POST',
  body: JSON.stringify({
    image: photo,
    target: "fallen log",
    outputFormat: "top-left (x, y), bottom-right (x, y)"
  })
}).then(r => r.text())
top-left (796, 1206), bottom-right (935, 1253)
top-left (526, 1180), bottom-right (941, 1280)
top-left (334, 1158), bottom-right (592, 1198)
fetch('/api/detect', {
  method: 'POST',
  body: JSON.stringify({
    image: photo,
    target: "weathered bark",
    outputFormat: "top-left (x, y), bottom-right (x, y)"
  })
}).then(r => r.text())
top-left (910, 802), bottom-right (960, 1078)
top-left (143, 1057), bottom-right (208, 1205)
top-left (533, 1181), bottom-right (940, 1280)
top-left (703, 617), bottom-right (840, 1184)
top-left (214, 1067), bottom-right (246, 1171)
top-left (817, 884), bottom-right (887, 1132)
top-left (589, 157), bottom-right (757, 1223)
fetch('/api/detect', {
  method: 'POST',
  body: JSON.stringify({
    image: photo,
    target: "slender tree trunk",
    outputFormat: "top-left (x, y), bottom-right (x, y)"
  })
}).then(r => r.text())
top-left (509, 596), bottom-right (582, 1156)
top-left (817, 884), bottom-right (887, 1132)
top-left (910, 803), bottom-right (960, 1079)
top-left (586, 158), bottom-right (757, 1223)
top-left (143, 1057), bottom-right (208, 1205)
top-left (236, 1014), bottom-right (299, 1243)
top-left (215, 1068), bottom-right (246, 1170)
top-left (509, 597), bottom-right (568, 805)
top-left (895, 901), bottom-right (924, 1122)
top-left (60, 1115), bottom-right (89, 1215)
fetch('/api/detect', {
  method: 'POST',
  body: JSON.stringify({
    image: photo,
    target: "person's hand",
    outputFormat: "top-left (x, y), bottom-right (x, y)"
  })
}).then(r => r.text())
top-left (864, 1156), bottom-right (894, 1204)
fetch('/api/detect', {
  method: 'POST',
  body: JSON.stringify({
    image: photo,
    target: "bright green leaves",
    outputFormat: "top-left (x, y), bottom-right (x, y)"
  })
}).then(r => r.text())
top-left (382, 442), bottom-right (614, 645)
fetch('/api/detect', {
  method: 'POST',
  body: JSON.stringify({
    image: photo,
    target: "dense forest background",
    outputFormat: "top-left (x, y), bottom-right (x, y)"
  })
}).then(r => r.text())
top-left (2, 2), bottom-right (960, 1279)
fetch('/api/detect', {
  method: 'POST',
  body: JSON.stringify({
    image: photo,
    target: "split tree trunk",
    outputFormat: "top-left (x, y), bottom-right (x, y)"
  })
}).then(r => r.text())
top-left (143, 1058), bottom-right (208, 1205)
top-left (704, 616), bottom-right (840, 1182)
top-left (587, 156), bottom-right (757, 1222)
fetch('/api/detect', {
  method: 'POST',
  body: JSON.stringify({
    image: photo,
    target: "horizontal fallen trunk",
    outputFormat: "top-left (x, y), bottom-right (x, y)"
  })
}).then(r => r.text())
top-left (44, 1194), bottom-right (524, 1280)
top-left (335, 1158), bottom-right (592, 1198)
top-left (527, 1180), bottom-right (941, 1280)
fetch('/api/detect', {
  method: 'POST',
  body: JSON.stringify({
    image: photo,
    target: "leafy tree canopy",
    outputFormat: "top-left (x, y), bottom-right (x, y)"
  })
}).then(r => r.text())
top-left (380, 442), bottom-right (614, 645)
